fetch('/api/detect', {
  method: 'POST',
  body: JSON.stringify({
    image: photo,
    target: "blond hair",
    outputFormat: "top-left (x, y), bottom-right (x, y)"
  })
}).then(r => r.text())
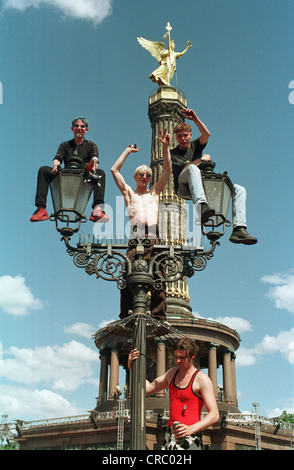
top-left (134, 164), bottom-right (152, 177)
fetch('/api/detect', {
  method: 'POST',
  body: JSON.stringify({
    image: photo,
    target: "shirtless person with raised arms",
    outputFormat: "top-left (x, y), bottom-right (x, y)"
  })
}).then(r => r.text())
top-left (111, 129), bottom-right (172, 238)
top-left (111, 129), bottom-right (172, 320)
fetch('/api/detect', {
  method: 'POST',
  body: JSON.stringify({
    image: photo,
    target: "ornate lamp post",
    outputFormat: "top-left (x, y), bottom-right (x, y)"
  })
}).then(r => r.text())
top-left (48, 26), bottom-right (233, 445)
top-left (50, 175), bottom-right (231, 450)
top-left (201, 161), bottom-right (234, 241)
top-left (49, 152), bottom-right (97, 237)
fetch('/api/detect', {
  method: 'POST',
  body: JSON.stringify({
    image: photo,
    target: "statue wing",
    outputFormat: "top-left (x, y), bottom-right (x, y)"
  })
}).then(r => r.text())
top-left (137, 37), bottom-right (165, 62)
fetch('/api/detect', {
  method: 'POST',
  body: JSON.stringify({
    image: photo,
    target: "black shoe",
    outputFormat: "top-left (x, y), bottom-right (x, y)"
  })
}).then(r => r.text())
top-left (201, 204), bottom-right (215, 224)
top-left (229, 227), bottom-right (258, 245)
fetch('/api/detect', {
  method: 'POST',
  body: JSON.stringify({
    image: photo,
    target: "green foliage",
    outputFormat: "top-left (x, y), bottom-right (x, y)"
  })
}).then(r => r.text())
top-left (280, 410), bottom-right (294, 424)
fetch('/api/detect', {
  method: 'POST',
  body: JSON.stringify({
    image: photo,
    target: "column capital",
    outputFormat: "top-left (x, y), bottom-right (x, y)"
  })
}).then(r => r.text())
top-left (222, 347), bottom-right (233, 355)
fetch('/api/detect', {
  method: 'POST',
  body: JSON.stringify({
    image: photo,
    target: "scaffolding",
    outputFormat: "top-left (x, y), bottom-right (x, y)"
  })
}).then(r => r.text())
top-left (3, 410), bottom-right (293, 450)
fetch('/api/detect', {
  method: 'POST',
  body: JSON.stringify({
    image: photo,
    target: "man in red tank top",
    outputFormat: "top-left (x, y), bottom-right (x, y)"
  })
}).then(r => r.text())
top-left (128, 337), bottom-right (219, 450)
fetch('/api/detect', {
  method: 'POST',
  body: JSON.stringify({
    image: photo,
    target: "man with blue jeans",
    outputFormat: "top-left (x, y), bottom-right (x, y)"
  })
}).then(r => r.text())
top-left (171, 108), bottom-right (257, 245)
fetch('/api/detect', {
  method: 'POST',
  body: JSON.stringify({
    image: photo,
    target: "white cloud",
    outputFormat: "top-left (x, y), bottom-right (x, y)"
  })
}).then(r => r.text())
top-left (64, 322), bottom-right (95, 339)
top-left (266, 406), bottom-right (294, 419)
top-left (0, 275), bottom-right (43, 316)
top-left (0, 340), bottom-right (99, 392)
top-left (235, 347), bottom-right (257, 367)
top-left (2, 0), bottom-right (113, 23)
top-left (261, 271), bottom-right (294, 314)
top-left (236, 327), bottom-right (294, 367)
top-left (0, 385), bottom-right (81, 420)
top-left (98, 318), bottom-right (116, 329)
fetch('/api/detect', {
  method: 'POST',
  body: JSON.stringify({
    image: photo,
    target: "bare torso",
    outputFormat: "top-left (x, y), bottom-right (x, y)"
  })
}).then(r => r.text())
top-left (126, 188), bottom-right (159, 227)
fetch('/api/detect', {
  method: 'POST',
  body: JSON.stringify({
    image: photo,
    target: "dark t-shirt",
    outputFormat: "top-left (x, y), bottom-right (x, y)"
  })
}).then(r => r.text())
top-left (54, 139), bottom-right (99, 167)
top-left (171, 138), bottom-right (207, 194)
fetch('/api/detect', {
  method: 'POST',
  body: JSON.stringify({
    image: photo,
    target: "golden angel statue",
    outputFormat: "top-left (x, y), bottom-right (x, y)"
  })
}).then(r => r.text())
top-left (137, 22), bottom-right (192, 86)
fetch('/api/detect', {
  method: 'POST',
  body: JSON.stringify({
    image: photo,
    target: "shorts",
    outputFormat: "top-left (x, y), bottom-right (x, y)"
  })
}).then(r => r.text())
top-left (162, 427), bottom-right (203, 450)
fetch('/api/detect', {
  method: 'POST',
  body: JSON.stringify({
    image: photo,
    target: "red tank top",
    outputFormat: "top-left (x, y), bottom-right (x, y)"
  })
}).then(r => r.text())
top-left (168, 369), bottom-right (204, 427)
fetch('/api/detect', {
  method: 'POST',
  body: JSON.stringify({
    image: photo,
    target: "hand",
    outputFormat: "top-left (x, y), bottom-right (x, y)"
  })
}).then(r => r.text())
top-left (158, 128), bottom-right (171, 147)
top-left (181, 107), bottom-right (197, 121)
top-left (51, 165), bottom-right (59, 175)
top-left (201, 153), bottom-right (211, 162)
top-left (128, 349), bottom-right (140, 370)
top-left (173, 423), bottom-right (190, 439)
top-left (127, 144), bottom-right (140, 154)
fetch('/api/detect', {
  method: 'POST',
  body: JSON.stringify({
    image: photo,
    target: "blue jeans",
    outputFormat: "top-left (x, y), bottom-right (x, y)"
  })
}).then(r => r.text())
top-left (232, 184), bottom-right (247, 229)
top-left (177, 165), bottom-right (207, 204)
top-left (177, 165), bottom-right (247, 229)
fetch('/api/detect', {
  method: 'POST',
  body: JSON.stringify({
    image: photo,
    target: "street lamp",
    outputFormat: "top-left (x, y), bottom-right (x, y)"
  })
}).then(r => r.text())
top-left (49, 152), bottom-right (96, 237)
top-left (49, 165), bottom-right (221, 450)
top-left (201, 162), bottom-right (234, 241)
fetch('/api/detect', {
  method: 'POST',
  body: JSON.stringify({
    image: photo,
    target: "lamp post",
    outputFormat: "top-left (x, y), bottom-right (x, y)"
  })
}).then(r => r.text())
top-left (49, 151), bottom-right (96, 237)
top-left (49, 162), bottom-right (232, 449)
top-left (201, 161), bottom-right (234, 241)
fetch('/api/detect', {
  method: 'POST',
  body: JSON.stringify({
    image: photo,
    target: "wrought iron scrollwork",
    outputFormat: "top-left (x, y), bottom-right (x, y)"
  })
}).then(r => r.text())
top-left (182, 240), bottom-right (220, 275)
top-left (88, 251), bottom-right (129, 286)
top-left (61, 235), bottom-right (220, 290)
top-left (62, 236), bottom-right (131, 289)
top-left (151, 251), bottom-right (184, 284)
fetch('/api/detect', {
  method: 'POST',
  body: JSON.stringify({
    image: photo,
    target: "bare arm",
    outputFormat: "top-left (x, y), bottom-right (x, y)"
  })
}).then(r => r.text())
top-left (153, 129), bottom-right (172, 195)
top-left (111, 145), bottom-right (140, 196)
top-left (181, 108), bottom-right (210, 145)
top-left (176, 41), bottom-right (192, 58)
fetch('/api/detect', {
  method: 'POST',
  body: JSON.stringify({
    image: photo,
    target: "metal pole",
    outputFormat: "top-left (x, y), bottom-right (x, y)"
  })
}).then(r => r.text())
top-left (130, 313), bottom-right (147, 449)
top-left (127, 271), bottom-right (153, 450)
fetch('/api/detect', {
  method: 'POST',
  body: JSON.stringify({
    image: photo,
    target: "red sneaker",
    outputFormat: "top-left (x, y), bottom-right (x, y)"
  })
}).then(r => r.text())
top-left (30, 207), bottom-right (49, 222)
top-left (89, 207), bottom-right (109, 223)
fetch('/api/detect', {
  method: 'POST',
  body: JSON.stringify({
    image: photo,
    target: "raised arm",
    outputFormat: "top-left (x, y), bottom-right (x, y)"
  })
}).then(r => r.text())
top-left (181, 108), bottom-right (210, 145)
top-left (153, 129), bottom-right (172, 195)
top-left (175, 41), bottom-right (192, 58)
top-left (111, 145), bottom-right (140, 195)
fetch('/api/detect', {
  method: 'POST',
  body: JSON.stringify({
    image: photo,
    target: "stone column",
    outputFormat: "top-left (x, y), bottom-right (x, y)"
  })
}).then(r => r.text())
top-left (208, 343), bottom-right (219, 400)
top-left (195, 355), bottom-right (201, 370)
top-left (148, 86), bottom-right (193, 320)
top-left (222, 348), bottom-right (233, 404)
top-left (156, 340), bottom-right (166, 397)
top-left (231, 353), bottom-right (238, 406)
top-left (108, 346), bottom-right (120, 400)
top-left (98, 349), bottom-right (109, 404)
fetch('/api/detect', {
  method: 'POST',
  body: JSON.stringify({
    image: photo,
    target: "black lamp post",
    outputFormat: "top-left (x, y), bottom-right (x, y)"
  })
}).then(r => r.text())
top-left (49, 151), bottom-right (94, 237)
top-left (201, 161), bottom-right (234, 241)
top-left (49, 164), bottom-right (232, 450)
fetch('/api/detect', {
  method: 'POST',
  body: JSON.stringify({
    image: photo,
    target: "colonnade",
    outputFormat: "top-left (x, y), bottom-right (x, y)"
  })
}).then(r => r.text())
top-left (97, 340), bottom-right (238, 408)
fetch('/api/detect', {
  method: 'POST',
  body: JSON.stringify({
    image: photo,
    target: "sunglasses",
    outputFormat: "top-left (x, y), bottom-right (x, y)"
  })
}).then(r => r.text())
top-left (139, 172), bottom-right (152, 178)
top-left (74, 124), bottom-right (87, 128)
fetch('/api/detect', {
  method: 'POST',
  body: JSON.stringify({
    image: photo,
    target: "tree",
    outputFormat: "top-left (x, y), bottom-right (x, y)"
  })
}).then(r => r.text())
top-left (280, 410), bottom-right (294, 424)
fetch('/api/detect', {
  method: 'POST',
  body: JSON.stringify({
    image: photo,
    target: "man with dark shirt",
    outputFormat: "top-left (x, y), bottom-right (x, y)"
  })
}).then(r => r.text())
top-left (171, 108), bottom-right (257, 245)
top-left (30, 117), bottom-right (108, 223)
top-left (171, 108), bottom-right (215, 224)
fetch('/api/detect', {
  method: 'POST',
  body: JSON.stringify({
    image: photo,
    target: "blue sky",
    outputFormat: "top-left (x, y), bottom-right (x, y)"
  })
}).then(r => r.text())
top-left (0, 0), bottom-right (293, 422)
